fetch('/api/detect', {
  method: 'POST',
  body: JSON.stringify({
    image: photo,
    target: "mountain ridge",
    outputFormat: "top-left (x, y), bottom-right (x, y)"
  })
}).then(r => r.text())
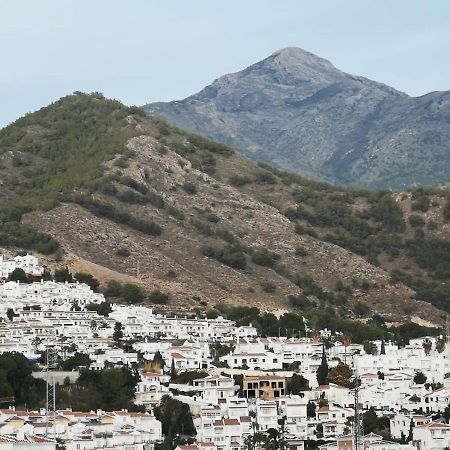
top-left (144, 47), bottom-right (450, 190)
top-left (1, 93), bottom-right (450, 327)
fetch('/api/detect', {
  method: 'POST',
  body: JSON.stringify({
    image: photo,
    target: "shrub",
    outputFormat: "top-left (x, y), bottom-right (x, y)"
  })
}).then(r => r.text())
top-left (411, 195), bottom-right (430, 212)
top-left (409, 215), bottom-right (425, 228)
top-left (255, 170), bottom-right (277, 184)
top-left (251, 247), bottom-right (281, 267)
top-left (182, 182), bottom-right (198, 194)
top-left (116, 247), bottom-right (131, 257)
top-left (148, 289), bottom-right (169, 304)
top-left (261, 281), bottom-right (276, 293)
top-left (122, 283), bottom-right (145, 303)
top-left (202, 244), bottom-right (247, 270)
top-left (229, 175), bottom-right (253, 187)
top-left (295, 246), bottom-right (308, 257)
top-left (104, 280), bottom-right (123, 297)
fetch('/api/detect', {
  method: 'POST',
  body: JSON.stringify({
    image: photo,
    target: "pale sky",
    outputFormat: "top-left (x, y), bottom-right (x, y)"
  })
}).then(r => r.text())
top-left (1, 0), bottom-right (450, 127)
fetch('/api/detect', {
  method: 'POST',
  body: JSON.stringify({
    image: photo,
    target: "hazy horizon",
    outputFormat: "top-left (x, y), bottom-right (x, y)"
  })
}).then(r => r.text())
top-left (1, 0), bottom-right (450, 127)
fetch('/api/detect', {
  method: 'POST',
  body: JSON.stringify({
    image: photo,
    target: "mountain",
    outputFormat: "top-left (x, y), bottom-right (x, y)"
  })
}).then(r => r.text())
top-left (1, 93), bottom-right (450, 328)
top-left (144, 47), bottom-right (450, 190)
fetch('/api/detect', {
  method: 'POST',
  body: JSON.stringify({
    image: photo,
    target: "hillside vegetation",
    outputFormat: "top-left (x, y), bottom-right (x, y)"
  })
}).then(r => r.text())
top-left (1, 93), bottom-right (449, 327)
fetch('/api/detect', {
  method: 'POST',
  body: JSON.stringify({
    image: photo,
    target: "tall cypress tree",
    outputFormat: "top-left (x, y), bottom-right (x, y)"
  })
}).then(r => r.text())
top-left (380, 340), bottom-right (386, 355)
top-left (170, 358), bottom-right (176, 380)
top-left (316, 345), bottom-right (329, 385)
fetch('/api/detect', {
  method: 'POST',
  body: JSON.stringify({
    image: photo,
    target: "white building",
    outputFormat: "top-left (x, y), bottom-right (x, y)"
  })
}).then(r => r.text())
top-left (0, 254), bottom-right (44, 279)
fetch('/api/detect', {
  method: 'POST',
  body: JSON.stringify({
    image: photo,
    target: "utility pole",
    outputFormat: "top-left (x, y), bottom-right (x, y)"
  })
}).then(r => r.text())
top-left (353, 355), bottom-right (363, 450)
top-left (45, 346), bottom-right (57, 438)
top-left (446, 314), bottom-right (449, 344)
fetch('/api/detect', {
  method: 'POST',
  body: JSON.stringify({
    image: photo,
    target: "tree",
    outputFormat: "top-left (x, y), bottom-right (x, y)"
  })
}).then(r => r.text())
top-left (170, 358), bottom-right (176, 380)
top-left (152, 351), bottom-right (165, 369)
top-left (58, 366), bottom-right (139, 411)
top-left (423, 338), bottom-right (433, 356)
top-left (154, 395), bottom-right (195, 441)
top-left (60, 353), bottom-right (91, 370)
top-left (326, 363), bottom-right (352, 388)
top-left (436, 338), bottom-right (446, 354)
top-left (289, 373), bottom-right (309, 394)
top-left (0, 352), bottom-right (46, 407)
top-left (407, 418), bottom-right (414, 442)
top-left (148, 289), bottom-right (169, 305)
top-left (74, 272), bottom-right (100, 291)
top-left (6, 308), bottom-right (15, 322)
top-left (122, 283), bottom-right (145, 304)
top-left (8, 268), bottom-right (28, 283)
top-left (54, 266), bottom-right (73, 283)
top-left (363, 341), bottom-right (378, 355)
top-left (443, 404), bottom-right (450, 422)
top-left (104, 280), bottom-right (123, 298)
top-left (113, 322), bottom-right (123, 342)
top-left (307, 401), bottom-right (316, 418)
top-left (380, 340), bottom-right (386, 355)
top-left (316, 345), bottom-right (329, 386)
top-left (362, 407), bottom-right (378, 434)
top-left (86, 301), bottom-right (112, 317)
top-left (414, 371), bottom-right (427, 384)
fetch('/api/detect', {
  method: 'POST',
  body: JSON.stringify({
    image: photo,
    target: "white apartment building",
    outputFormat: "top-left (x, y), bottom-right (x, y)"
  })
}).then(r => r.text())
top-left (0, 254), bottom-right (44, 279)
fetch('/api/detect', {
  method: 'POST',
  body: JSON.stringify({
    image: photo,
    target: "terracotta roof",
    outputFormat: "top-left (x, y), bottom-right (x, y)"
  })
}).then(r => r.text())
top-left (416, 422), bottom-right (450, 429)
top-left (224, 418), bottom-right (239, 425)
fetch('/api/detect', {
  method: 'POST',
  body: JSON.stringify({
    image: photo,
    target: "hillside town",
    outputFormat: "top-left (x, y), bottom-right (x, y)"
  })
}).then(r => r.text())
top-left (0, 255), bottom-right (449, 450)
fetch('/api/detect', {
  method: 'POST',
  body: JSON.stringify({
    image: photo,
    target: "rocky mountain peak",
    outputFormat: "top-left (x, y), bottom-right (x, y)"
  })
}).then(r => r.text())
top-left (145, 48), bottom-right (450, 190)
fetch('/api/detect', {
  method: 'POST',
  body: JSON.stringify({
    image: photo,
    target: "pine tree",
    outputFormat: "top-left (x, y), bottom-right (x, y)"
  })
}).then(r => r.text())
top-left (316, 345), bottom-right (329, 386)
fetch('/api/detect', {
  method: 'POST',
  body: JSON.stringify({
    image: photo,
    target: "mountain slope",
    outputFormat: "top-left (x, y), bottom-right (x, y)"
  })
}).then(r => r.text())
top-left (1, 93), bottom-right (450, 326)
top-left (144, 47), bottom-right (450, 190)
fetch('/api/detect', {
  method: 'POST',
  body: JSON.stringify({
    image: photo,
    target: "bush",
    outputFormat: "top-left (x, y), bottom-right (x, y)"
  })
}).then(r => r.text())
top-left (229, 175), bottom-right (253, 187)
top-left (74, 272), bottom-right (100, 291)
top-left (122, 283), bottom-right (145, 303)
top-left (104, 280), bottom-right (123, 298)
top-left (116, 247), bottom-right (131, 257)
top-left (251, 247), bottom-right (281, 267)
top-left (255, 170), bottom-right (277, 184)
top-left (295, 246), bottom-right (308, 257)
top-left (86, 301), bottom-right (112, 316)
top-left (148, 289), bottom-right (169, 304)
top-left (182, 182), bottom-right (198, 194)
top-left (202, 244), bottom-right (247, 270)
top-left (409, 215), bottom-right (425, 228)
top-left (261, 281), bottom-right (276, 293)
top-left (411, 195), bottom-right (430, 212)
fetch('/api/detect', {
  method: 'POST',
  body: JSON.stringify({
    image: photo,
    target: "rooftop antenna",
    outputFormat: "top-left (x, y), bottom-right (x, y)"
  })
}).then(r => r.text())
top-left (353, 355), bottom-right (363, 450)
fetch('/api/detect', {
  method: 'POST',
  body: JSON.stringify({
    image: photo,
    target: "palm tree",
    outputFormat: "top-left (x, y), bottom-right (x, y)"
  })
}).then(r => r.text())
top-left (31, 336), bottom-right (42, 352)
top-left (423, 338), bottom-right (433, 356)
